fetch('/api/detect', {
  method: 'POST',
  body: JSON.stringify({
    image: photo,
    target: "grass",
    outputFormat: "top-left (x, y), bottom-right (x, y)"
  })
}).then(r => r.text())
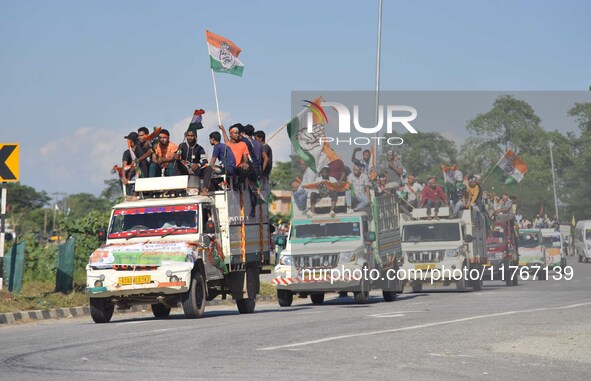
top-left (0, 281), bottom-right (88, 314)
top-left (259, 282), bottom-right (277, 298)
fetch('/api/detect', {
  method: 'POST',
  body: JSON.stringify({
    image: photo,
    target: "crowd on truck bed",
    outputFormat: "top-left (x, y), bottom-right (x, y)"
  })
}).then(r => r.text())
top-left (116, 118), bottom-right (273, 211)
top-left (291, 148), bottom-right (528, 224)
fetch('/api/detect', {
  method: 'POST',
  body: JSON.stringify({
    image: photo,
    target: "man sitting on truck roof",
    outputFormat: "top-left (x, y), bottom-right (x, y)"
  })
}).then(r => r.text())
top-left (177, 126), bottom-right (213, 196)
top-left (293, 159), bottom-right (316, 212)
top-left (346, 164), bottom-right (371, 212)
top-left (420, 176), bottom-right (447, 220)
top-left (149, 129), bottom-right (178, 177)
top-left (308, 166), bottom-right (338, 218)
top-left (404, 174), bottom-right (423, 208)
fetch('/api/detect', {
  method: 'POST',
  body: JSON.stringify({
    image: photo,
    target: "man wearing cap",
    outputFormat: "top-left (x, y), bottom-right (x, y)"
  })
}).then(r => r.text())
top-left (177, 126), bottom-right (213, 195)
top-left (149, 129), bottom-right (178, 177)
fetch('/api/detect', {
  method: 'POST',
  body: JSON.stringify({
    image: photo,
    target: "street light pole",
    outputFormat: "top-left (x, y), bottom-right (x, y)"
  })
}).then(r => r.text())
top-left (548, 141), bottom-right (559, 221)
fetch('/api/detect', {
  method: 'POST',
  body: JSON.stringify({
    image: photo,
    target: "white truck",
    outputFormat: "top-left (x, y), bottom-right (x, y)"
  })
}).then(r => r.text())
top-left (274, 192), bottom-right (403, 305)
top-left (575, 220), bottom-right (591, 263)
top-left (86, 176), bottom-right (270, 323)
top-left (399, 207), bottom-right (488, 292)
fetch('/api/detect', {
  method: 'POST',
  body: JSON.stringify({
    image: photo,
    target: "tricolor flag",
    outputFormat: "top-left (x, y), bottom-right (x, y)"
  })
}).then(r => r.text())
top-left (284, 97), bottom-right (340, 173)
top-left (206, 30), bottom-right (244, 77)
top-left (189, 109), bottom-right (205, 130)
top-left (494, 150), bottom-right (528, 185)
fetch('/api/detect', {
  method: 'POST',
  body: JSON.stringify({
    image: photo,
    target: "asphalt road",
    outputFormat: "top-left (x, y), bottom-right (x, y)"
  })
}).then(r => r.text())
top-left (1, 260), bottom-right (590, 381)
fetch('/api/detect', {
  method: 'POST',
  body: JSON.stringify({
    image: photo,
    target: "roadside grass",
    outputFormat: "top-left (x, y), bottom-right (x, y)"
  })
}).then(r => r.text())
top-left (259, 282), bottom-right (276, 298)
top-left (0, 281), bottom-right (88, 314)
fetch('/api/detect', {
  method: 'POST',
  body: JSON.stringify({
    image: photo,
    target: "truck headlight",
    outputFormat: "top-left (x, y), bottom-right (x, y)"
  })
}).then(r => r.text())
top-left (339, 251), bottom-right (357, 263)
top-left (280, 255), bottom-right (293, 266)
top-left (445, 249), bottom-right (459, 257)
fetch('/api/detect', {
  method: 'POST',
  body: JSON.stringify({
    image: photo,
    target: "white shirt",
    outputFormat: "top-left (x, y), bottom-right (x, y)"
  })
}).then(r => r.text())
top-left (404, 182), bottom-right (423, 202)
top-left (348, 172), bottom-right (370, 197)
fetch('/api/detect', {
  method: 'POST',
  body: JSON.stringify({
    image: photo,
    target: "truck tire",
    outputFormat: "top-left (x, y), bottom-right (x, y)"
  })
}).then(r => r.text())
top-left (470, 265), bottom-right (483, 291)
top-left (578, 254), bottom-right (582, 263)
top-left (277, 289), bottom-right (293, 307)
top-left (90, 298), bottom-right (114, 324)
top-left (311, 293), bottom-right (325, 304)
top-left (538, 269), bottom-right (547, 281)
top-left (151, 303), bottom-right (171, 318)
top-left (354, 267), bottom-right (370, 304)
top-left (411, 282), bottom-right (423, 293)
top-left (182, 270), bottom-right (206, 318)
top-left (236, 267), bottom-right (257, 314)
top-left (456, 264), bottom-right (468, 292)
top-left (382, 290), bottom-right (397, 302)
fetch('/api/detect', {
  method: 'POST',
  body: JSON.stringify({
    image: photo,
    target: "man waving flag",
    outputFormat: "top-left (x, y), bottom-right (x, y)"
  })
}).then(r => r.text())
top-left (206, 30), bottom-right (244, 77)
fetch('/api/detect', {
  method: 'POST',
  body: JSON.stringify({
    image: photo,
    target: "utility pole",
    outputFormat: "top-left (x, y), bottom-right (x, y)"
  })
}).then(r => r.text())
top-left (548, 141), bottom-right (559, 221)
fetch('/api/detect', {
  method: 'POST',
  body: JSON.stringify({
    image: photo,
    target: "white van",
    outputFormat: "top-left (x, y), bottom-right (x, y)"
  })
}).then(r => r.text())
top-left (575, 220), bottom-right (591, 263)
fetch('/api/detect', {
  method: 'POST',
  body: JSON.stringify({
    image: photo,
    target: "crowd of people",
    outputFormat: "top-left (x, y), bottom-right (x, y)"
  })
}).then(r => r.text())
top-left (118, 121), bottom-right (273, 209)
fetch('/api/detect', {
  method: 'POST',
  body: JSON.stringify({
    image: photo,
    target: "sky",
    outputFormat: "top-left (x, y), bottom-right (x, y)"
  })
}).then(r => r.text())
top-left (1, 0), bottom-right (590, 199)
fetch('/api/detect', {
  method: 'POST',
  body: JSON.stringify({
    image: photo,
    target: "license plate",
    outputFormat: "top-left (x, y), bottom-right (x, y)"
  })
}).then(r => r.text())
top-left (415, 263), bottom-right (435, 270)
top-left (118, 275), bottom-right (151, 285)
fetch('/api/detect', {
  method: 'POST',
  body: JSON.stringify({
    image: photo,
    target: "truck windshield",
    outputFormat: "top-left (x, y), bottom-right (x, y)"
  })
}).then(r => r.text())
top-left (290, 222), bottom-right (361, 239)
top-left (586, 229), bottom-right (591, 240)
top-left (402, 223), bottom-right (461, 242)
top-left (108, 205), bottom-right (198, 239)
top-left (542, 236), bottom-right (561, 248)
top-left (518, 233), bottom-right (541, 248)
top-left (487, 227), bottom-right (505, 245)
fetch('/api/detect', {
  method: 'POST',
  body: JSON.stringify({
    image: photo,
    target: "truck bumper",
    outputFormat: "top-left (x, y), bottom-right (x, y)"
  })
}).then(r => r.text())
top-left (273, 264), bottom-right (362, 292)
top-left (401, 258), bottom-right (465, 282)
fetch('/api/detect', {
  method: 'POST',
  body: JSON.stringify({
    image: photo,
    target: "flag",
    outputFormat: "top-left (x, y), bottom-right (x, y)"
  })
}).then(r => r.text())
top-left (188, 109), bottom-right (205, 131)
top-left (206, 30), bottom-right (244, 77)
top-left (494, 150), bottom-right (528, 185)
top-left (285, 97), bottom-right (335, 173)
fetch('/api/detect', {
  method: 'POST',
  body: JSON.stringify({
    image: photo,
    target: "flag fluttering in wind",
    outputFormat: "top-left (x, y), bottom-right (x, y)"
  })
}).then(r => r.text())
top-left (285, 97), bottom-right (340, 173)
top-left (206, 30), bottom-right (244, 77)
top-left (494, 150), bottom-right (528, 185)
top-left (188, 109), bottom-right (205, 131)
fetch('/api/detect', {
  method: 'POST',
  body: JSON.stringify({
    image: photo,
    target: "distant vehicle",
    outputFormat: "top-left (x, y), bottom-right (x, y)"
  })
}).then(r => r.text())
top-left (48, 231), bottom-right (63, 243)
top-left (485, 219), bottom-right (519, 286)
top-left (517, 229), bottom-right (547, 280)
top-left (574, 220), bottom-right (591, 263)
top-left (271, 234), bottom-right (287, 265)
top-left (541, 228), bottom-right (566, 269)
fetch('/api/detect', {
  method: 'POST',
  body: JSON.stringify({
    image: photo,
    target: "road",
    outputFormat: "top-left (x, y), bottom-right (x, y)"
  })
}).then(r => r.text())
top-left (1, 260), bottom-right (590, 381)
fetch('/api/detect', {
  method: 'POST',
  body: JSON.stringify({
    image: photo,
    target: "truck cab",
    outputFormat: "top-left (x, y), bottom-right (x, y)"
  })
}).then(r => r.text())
top-left (274, 192), bottom-right (402, 305)
top-left (86, 175), bottom-right (270, 323)
top-left (541, 228), bottom-right (566, 270)
top-left (575, 220), bottom-right (591, 263)
top-left (517, 228), bottom-right (547, 280)
top-left (485, 219), bottom-right (519, 286)
top-left (400, 207), bottom-right (487, 292)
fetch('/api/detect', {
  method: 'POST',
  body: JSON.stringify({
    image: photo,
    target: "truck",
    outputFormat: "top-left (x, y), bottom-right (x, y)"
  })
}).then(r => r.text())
top-left (541, 228), bottom-right (567, 269)
top-left (485, 218), bottom-right (519, 286)
top-left (274, 191), bottom-right (403, 305)
top-left (85, 175), bottom-right (271, 323)
top-left (574, 220), bottom-right (591, 263)
top-left (399, 207), bottom-right (488, 292)
top-left (517, 228), bottom-right (547, 280)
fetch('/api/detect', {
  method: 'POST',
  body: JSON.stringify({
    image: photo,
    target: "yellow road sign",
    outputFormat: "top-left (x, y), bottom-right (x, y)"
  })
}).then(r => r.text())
top-left (0, 143), bottom-right (19, 182)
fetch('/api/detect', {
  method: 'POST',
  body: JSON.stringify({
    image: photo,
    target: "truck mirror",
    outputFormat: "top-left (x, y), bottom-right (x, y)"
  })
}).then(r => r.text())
top-left (464, 234), bottom-right (473, 243)
top-left (366, 232), bottom-right (376, 242)
top-left (97, 228), bottom-right (107, 242)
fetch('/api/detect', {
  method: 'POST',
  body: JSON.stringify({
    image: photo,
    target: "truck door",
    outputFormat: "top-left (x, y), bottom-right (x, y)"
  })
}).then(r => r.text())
top-left (201, 204), bottom-right (224, 280)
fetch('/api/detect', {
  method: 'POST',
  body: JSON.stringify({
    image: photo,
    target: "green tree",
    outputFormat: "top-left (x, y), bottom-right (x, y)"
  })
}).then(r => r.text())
top-left (270, 161), bottom-right (294, 191)
top-left (382, 132), bottom-right (458, 179)
top-left (65, 193), bottom-right (111, 220)
top-left (564, 103), bottom-right (591, 220)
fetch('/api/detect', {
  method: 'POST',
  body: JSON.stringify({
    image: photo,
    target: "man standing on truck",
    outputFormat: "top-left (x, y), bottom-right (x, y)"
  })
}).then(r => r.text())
top-left (208, 131), bottom-right (236, 180)
top-left (254, 130), bottom-right (273, 180)
top-left (420, 176), bottom-right (447, 220)
top-left (346, 164), bottom-right (371, 212)
top-left (218, 124), bottom-right (250, 183)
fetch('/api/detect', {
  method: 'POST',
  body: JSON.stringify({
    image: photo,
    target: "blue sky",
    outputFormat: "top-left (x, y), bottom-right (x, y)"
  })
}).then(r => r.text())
top-left (1, 0), bottom-right (590, 196)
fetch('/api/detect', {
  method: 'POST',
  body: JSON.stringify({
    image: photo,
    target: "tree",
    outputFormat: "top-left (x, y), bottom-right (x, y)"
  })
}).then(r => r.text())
top-left (270, 161), bottom-right (295, 191)
top-left (564, 103), bottom-right (591, 220)
top-left (4, 183), bottom-right (50, 235)
top-left (382, 132), bottom-right (458, 179)
top-left (65, 193), bottom-right (111, 220)
top-left (101, 178), bottom-right (124, 203)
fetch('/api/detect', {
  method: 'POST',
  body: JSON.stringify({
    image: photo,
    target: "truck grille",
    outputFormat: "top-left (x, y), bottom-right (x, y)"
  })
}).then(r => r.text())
top-left (293, 254), bottom-right (339, 270)
top-left (406, 250), bottom-right (445, 263)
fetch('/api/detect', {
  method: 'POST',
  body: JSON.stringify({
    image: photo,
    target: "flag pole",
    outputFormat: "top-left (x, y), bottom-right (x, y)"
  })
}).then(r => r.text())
top-left (374, 0), bottom-right (383, 158)
top-left (206, 32), bottom-right (222, 126)
top-left (482, 152), bottom-right (505, 185)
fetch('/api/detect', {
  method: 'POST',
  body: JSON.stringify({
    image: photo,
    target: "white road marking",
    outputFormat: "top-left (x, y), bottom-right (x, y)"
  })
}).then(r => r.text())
top-left (368, 313), bottom-right (405, 318)
top-left (258, 302), bottom-right (591, 351)
top-left (427, 353), bottom-right (475, 358)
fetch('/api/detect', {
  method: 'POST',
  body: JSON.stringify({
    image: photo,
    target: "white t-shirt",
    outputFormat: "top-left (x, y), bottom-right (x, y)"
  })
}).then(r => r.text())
top-left (348, 172), bottom-right (370, 197)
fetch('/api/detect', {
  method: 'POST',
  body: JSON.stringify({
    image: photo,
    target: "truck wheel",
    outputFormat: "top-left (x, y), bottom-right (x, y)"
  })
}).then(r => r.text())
top-left (578, 255), bottom-right (582, 263)
top-left (151, 303), bottom-right (171, 318)
top-left (411, 282), bottom-right (423, 293)
top-left (470, 265), bottom-right (483, 291)
top-left (538, 269), bottom-right (547, 281)
top-left (511, 263), bottom-right (519, 286)
top-left (354, 268), bottom-right (370, 304)
top-left (90, 298), bottom-right (114, 324)
top-left (277, 289), bottom-right (293, 307)
top-left (311, 293), bottom-right (325, 304)
top-left (236, 267), bottom-right (257, 314)
top-left (182, 270), bottom-right (206, 318)
top-left (382, 290), bottom-right (397, 302)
